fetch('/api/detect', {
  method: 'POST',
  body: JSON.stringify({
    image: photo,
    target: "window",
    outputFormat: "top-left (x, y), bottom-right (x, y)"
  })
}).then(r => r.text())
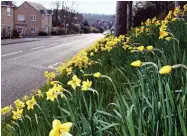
top-left (17, 15), bottom-right (25, 21)
top-left (31, 27), bottom-right (36, 33)
top-left (7, 7), bottom-right (11, 16)
top-left (31, 15), bottom-right (36, 21)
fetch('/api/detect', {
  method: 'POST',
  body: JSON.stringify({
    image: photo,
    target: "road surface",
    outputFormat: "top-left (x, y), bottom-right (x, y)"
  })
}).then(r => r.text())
top-left (1, 34), bottom-right (103, 107)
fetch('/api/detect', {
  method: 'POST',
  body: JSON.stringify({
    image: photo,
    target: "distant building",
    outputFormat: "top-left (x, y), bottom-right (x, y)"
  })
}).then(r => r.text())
top-left (1, 1), bottom-right (16, 37)
top-left (14, 1), bottom-right (52, 36)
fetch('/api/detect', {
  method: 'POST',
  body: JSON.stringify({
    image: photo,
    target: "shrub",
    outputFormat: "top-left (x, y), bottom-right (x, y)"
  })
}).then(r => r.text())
top-left (38, 31), bottom-right (48, 36)
top-left (51, 28), bottom-right (66, 35)
top-left (11, 29), bottom-right (20, 38)
top-left (90, 27), bottom-right (100, 33)
top-left (82, 26), bottom-right (90, 34)
top-left (51, 30), bottom-right (58, 35)
top-left (72, 24), bottom-right (80, 33)
top-left (57, 28), bottom-right (66, 35)
top-left (98, 27), bottom-right (104, 33)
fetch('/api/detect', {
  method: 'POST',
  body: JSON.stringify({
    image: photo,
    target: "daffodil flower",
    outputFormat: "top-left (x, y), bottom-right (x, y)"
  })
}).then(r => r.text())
top-left (159, 30), bottom-right (168, 39)
top-left (81, 79), bottom-right (92, 91)
top-left (14, 99), bottom-right (25, 109)
top-left (46, 89), bottom-right (58, 101)
top-left (67, 75), bottom-right (81, 89)
top-left (26, 96), bottom-right (36, 110)
top-left (49, 119), bottom-right (73, 136)
top-left (12, 109), bottom-right (23, 120)
top-left (37, 90), bottom-right (43, 98)
top-left (90, 52), bottom-right (94, 56)
top-left (1, 105), bottom-right (12, 115)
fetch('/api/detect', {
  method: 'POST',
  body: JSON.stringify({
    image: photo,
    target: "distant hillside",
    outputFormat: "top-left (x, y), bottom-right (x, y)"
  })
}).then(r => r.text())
top-left (82, 13), bottom-right (115, 26)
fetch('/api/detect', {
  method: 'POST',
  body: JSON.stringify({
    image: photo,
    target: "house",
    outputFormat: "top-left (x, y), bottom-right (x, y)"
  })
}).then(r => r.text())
top-left (14, 1), bottom-right (52, 36)
top-left (1, 1), bottom-right (16, 37)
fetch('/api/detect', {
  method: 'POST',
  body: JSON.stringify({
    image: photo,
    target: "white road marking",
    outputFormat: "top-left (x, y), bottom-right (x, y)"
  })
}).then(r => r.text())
top-left (31, 46), bottom-right (45, 50)
top-left (1, 51), bottom-right (23, 57)
top-left (48, 62), bottom-right (60, 69)
top-left (49, 43), bottom-right (59, 46)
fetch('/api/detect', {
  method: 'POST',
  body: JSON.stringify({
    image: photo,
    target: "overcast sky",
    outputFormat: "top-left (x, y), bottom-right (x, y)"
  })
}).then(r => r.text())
top-left (15, 1), bottom-right (116, 15)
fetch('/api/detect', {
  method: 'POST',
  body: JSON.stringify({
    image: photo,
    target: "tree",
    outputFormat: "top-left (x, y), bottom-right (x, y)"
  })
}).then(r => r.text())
top-left (114, 1), bottom-right (128, 37)
top-left (127, 1), bottom-right (133, 30)
top-left (55, 1), bottom-right (61, 26)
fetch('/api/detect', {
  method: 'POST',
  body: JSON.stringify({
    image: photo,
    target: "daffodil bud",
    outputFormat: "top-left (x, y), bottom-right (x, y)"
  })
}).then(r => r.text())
top-left (137, 46), bottom-right (144, 51)
top-left (159, 65), bottom-right (172, 74)
top-left (131, 60), bottom-right (142, 67)
top-left (93, 72), bottom-right (101, 78)
top-left (146, 46), bottom-right (153, 51)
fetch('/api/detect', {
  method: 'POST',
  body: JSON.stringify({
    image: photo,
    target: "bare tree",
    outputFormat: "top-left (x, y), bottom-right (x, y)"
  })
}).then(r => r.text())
top-left (114, 1), bottom-right (128, 37)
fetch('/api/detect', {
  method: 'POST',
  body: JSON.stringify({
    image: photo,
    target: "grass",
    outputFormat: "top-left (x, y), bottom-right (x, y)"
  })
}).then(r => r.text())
top-left (1, 6), bottom-right (187, 136)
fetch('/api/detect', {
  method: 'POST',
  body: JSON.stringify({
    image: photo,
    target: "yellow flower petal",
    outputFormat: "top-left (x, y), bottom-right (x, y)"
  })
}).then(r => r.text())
top-left (52, 119), bottom-right (61, 129)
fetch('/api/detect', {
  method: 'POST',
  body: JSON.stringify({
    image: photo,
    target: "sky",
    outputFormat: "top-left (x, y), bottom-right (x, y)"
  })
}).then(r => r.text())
top-left (15, 1), bottom-right (116, 15)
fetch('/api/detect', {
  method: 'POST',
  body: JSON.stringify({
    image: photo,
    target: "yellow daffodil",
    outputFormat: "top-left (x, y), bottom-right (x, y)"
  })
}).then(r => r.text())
top-left (23, 95), bottom-right (29, 101)
top-left (165, 11), bottom-right (172, 20)
top-left (155, 20), bottom-right (160, 26)
top-left (90, 52), bottom-right (94, 56)
top-left (67, 75), bottom-right (81, 89)
top-left (165, 37), bottom-right (172, 41)
top-left (171, 18), bottom-right (177, 22)
top-left (173, 6), bottom-right (180, 16)
top-left (36, 90), bottom-right (43, 97)
top-left (137, 46), bottom-right (144, 52)
top-left (49, 119), bottom-right (73, 136)
top-left (1, 105), bottom-right (12, 115)
top-left (12, 109), bottom-right (23, 120)
top-left (81, 80), bottom-right (92, 91)
top-left (26, 96), bottom-right (36, 110)
top-left (46, 89), bottom-right (58, 101)
top-left (14, 99), bottom-right (25, 109)
top-left (93, 72), bottom-right (101, 78)
top-left (184, 4), bottom-right (187, 12)
top-left (159, 65), bottom-right (172, 74)
top-left (44, 71), bottom-right (56, 83)
top-left (159, 31), bottom-right (168, 39)
top-left (65, 67), bottom-right (73, 76)
top-left (131, 60), bottom-right (142, 67)
top-left (146, 46), bottom-right (153, 51)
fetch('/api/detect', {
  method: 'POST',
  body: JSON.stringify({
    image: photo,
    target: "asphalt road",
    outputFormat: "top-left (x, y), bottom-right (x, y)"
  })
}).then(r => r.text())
top-left (1, 34), bottom-right (103, 107)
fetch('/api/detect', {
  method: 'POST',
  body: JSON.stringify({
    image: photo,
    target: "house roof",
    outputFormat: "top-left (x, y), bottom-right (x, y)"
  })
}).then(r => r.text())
top-left (24, 1), bottom-right (52, 14)
top-left (26, 1), bottom-right (47, 12)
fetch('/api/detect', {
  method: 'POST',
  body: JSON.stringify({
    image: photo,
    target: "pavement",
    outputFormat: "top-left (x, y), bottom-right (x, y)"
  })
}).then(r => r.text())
top-left (1, 34), bottom-right (81, 45)
top-left (1, 34), bottom-right (104, 107)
